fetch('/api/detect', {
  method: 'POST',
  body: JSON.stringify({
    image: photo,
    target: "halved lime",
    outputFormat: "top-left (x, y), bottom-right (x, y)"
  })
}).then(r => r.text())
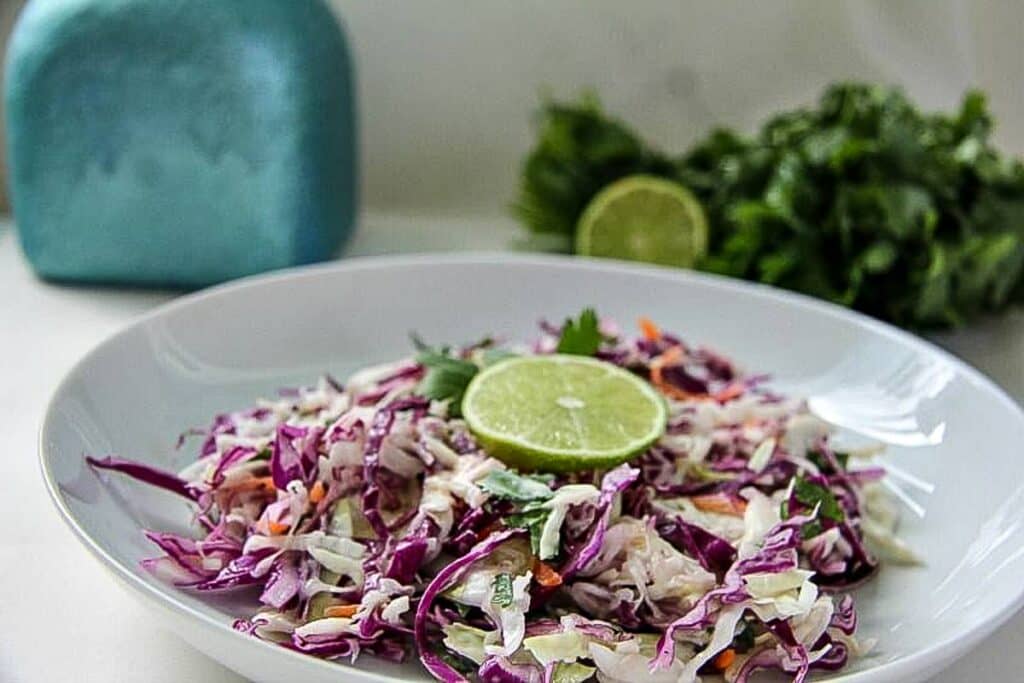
top-left (576, 175), bottom-right (708, 268)
top-left (462, 355), bottom-right (666, 472)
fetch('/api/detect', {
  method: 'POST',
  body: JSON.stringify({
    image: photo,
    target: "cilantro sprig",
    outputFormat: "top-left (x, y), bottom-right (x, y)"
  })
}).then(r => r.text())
top-left (506, 503), bottom-right (549, 555)
top-left (516, 84), bottom-right (1024, 329)
top-left (410, 333), bottom-right (519, 415)
top-left (556, 308), bottom-right (602, 355)
top-left (480, 469), bottom-right (554, 554)
top-left (480, 469), bottom-right (554, 502)
top-left (793, 477), bottom-right (845, 522)
top-left (808, 448), bottom-right (850, 473)
top-left (782, 475), bottom-right (845, 538)
top-left (415, 349), bottom-right (479, 416)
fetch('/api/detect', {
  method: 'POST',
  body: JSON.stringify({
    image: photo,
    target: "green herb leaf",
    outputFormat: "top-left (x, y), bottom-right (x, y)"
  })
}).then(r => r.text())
top-left (793, 477), bottom-right (845, 522)
top-left (556, 308), bottom-right (602, 355)
top-left (415, 349), bottom-right (479, 416)
top-left (516, 84), bottom-right (1024, 329)
top-left (807, 449), bottom-right (849, 472)
top-left (506, 505), bottom-right (550, 556)
top-left (732, 620), bottom-right (757, 654)
top-left (480, 469), bottom-right (554, 502)
top-left (409, 331), bottom-right (432, 352)
top-left (437, 648), bottom-right (477, 675)
top-left (491, 573), bottom-right (515, 608)
top-left (801, 520), bottom-right (825, 540)
top-left (514, 93), bottom-right (674, 242)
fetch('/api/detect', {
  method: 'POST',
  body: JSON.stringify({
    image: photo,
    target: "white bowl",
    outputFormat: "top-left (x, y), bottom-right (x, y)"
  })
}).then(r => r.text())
top-left (41, 253), bottom-right (1024, 682)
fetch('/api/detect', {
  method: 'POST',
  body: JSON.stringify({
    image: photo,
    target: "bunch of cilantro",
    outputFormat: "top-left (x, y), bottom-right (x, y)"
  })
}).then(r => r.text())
top-left (515, 83), bottom-right (1024, 328)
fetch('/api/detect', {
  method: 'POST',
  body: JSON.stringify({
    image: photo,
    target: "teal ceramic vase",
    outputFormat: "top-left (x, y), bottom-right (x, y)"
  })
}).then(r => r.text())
top-left (4, 0), bottom-right (357, 287)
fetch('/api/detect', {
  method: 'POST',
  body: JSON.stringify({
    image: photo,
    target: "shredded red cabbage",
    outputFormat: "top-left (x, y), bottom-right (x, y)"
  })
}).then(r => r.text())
top-left (85, 317), bottom-right (908, 682)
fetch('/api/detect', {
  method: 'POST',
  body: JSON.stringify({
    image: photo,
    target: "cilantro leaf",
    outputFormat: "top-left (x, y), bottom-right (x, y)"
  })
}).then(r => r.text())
top-left (513, 93), bottom-right (674, 243)
top-left (807, 449), bottom-right (850, 473)
top-left (480, 469), bottom-right (554, 502)
top-left (556, 308), bottom-right (602, 355)
top-left (793, 477), bottom-right (845, 522)
top-left (801, 519), bottom-right (825, 540)
top-left (506, 505), bottom-right (550, 556)
top-left (437, 648), bottom-right (476, 675)
top-left (732, 620), bottom-right (757, 654)
top-left (415, 349), bottom-right (478, 416)
top-left (482, 471), bottom-right (556, 555)
top-left (409, 331), bottom-right (432, 352)
top-left (491, 573), bottom-right (515, 608)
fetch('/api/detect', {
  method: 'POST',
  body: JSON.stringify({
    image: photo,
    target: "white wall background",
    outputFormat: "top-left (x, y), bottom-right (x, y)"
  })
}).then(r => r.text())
top-left (1, 1), bottom-right (1020, 219)
top-left (330, 0), bottom-right (1024, 217)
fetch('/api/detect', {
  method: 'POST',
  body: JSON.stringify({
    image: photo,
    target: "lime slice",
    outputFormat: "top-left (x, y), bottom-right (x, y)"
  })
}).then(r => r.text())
top-left (576, 175), bottom-right (708, 268)
top-left (462, 355), bottom-right (666, 472)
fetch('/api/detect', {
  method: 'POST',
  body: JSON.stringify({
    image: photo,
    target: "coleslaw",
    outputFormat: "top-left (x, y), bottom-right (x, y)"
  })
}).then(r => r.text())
top-left (86, 314), bottom-right (916, 682)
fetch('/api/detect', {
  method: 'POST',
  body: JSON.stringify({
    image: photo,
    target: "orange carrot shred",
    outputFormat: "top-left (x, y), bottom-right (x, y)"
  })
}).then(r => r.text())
top-left (691, 493), bottom-right (747, 517)
top-left (714, 648), bottom-right (736, 670)
top-left (638, 316), bottom-right (662, 341)
top-left (650, 346), bottom-right (710, 401)
top-left (713, 382), bottom-right (745, 403)
top-left (226, 476), bottom-right (276, 493)
top-left (532, 558), bottom-right (563, 588)
top-left (657, 345), bottom-right (685, 365)
top-left (267, 520), bottom-right (290, 535)
top-left (309, 480), bottom-right (326, 504)
top-left (324, 604), bottom-right (359, 618)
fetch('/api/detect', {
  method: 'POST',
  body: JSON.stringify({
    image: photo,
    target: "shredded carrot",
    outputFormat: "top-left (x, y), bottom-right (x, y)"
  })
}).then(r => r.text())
top-left (713, 648), bottom-right (736, 670)
top-left (532, 558), bottom-right (563, 588)
top-left (650, 346), bottom-right (711, 401)
top-left (649, 348), bottom-right (682, 394)
top-left (225, 476), bottom-right (276, 493)
top-left (691, 493), bottom-right (747, 517)
top-left (267, 520), bottom-right (290, 535)
top-left (656, 345), bottom-right (685, 365)
top-left (650, 346), bottom-right (743, 404)
top-left (309, 480), bottom-right (326, 504)
top-left (638, 316), bottom-right (662, 341)
top-left (712, 382), bottom-right (745, 403)
top-left (324, 604), bottom-right (360, 618)
top-left (246, 476), bottom-right (276, 492)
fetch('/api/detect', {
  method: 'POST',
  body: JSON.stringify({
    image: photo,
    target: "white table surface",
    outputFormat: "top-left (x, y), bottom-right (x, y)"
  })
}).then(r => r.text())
top-left (3, 213), bottom-right (1024, 682)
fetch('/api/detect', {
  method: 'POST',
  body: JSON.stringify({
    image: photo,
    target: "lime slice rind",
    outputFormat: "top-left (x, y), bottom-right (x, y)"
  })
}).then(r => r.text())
top-left (576, 175), bottom-right (708, 269)
top-left (462, 355), bottom-right (667, 472)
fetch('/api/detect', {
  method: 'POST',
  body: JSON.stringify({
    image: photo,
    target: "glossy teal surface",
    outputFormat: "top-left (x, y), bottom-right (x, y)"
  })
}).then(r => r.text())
top-left (4, 0), bottom-right (356, 287)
